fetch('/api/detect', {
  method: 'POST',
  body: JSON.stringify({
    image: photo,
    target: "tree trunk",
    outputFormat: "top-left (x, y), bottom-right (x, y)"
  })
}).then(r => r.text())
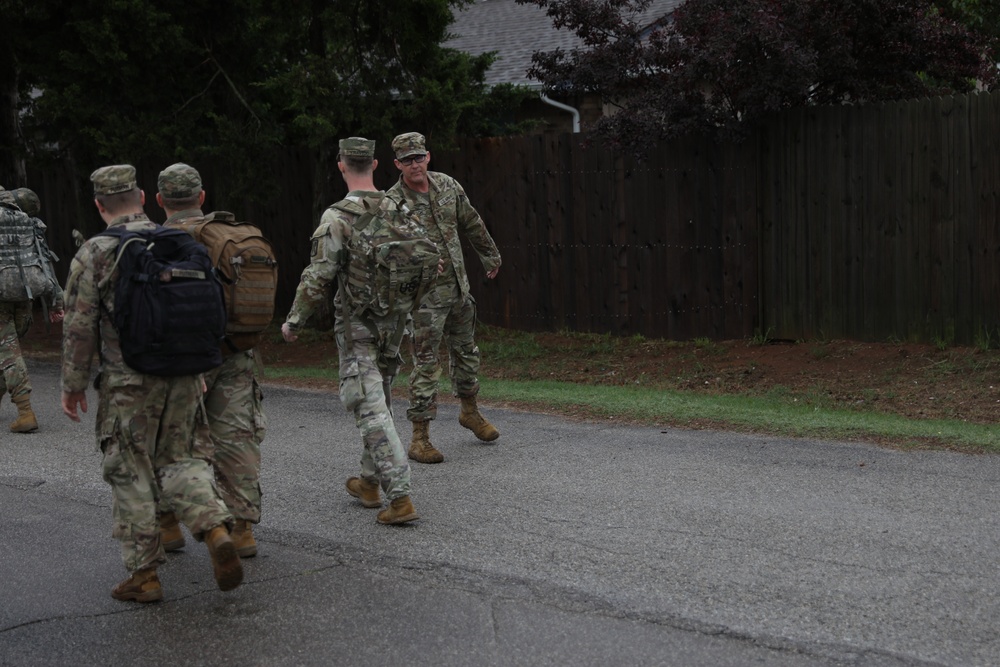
top-left (0, 42), bottom-right (26, 188)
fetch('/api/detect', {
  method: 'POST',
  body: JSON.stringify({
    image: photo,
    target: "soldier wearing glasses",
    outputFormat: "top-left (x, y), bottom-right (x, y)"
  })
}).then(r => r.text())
top-left (386, 132), bottom-right (502, 464)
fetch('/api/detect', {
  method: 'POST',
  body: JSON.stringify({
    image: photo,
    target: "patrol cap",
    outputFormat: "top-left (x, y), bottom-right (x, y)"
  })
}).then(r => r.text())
top-left (13, 188), bottom-right (40, 216)
top-left (157, 162), bottom-right (203, 199)
top-left (91, 164), bottom-right (137, 196)
top-left (392, 132), bottom-right (427, 159)
top-left (338, 137), bottom-right (375, 159)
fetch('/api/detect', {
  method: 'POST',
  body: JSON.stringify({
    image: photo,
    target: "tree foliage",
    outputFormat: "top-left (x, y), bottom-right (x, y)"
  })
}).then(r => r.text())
top-left (521, 0), bottom-right (998, 154)
top-left (936, 0), bottom-right (1000, 41)
top-left (0, 0), bottom-right (534, 196)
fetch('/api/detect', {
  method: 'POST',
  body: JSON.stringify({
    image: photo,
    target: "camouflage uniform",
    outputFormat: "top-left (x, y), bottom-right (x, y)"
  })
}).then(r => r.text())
top-left (61, 165), bottom-right (232, 574)
top-left (0, 300), bottom-right (37, 401)
top-left (284, 192), bottom-right (413, 501)
top-left (0, 192), bottom-right (63, 409)
top-left (385, 136), bottom-right (502, 423)
top-left (164, 207), bottom-right (267, 522)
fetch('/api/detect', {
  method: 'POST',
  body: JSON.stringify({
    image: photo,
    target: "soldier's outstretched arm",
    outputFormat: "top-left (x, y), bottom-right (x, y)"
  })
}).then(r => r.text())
top-left (61, 390), bottom-right (87, 422)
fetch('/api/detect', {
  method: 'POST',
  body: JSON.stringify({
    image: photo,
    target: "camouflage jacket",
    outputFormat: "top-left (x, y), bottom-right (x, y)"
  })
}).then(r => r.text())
top-left (386, 171), bottom-right (500, 304)
top-left (164, 208), bottom-right (204, 227)
top-left (60, 213), bottom-right (156, 392)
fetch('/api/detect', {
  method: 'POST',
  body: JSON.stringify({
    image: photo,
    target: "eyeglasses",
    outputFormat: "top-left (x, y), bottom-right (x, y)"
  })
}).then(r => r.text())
top-left (399, 154), bottom-right (427, 166)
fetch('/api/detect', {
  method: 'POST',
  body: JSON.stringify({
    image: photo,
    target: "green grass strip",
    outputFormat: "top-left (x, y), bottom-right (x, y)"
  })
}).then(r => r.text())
top-left (263, 368), bottom-right (999, 451)
top-left (476, 378), bottom-right (999, 451)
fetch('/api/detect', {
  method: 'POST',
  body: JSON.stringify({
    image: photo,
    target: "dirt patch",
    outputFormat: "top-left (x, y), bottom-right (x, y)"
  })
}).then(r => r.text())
top-left (32, 317), bottom-right (1000, 432)
top-left (254, 326), bottom-right (1000, 426)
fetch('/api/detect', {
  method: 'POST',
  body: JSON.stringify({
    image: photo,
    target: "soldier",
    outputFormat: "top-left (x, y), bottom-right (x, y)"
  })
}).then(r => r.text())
top-left (281, 137), bottom-right (420, 525)
top-left (0, 187), bottom-right (64, 432)
top-left (61, 164), bottom-right (242, 602)
top-left (385, 132), bottom-right (502, 464)
top-left (154, 163), bottom-right (267, 558)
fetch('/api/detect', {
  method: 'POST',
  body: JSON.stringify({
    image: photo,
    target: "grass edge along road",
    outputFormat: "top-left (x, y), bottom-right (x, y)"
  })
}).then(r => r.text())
top-left (23, 318), bottom-right (996, 453)
top-left (261, 368), bottom-right (999, 454)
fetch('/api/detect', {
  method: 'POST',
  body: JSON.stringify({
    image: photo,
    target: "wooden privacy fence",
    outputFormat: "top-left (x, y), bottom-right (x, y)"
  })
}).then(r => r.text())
top-left (758, 92), bottom-right (1000, 345)
top-left (22, 89), bottom-right (1000, 345)
top-left (437, 90), bottom-right (1000, 345)
top-left (429, 135), bottom-right (758, 340)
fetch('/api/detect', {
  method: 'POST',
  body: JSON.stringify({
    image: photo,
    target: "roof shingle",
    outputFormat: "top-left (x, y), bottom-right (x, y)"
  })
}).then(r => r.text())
top-left (445, 0), bottom-right (683, 88)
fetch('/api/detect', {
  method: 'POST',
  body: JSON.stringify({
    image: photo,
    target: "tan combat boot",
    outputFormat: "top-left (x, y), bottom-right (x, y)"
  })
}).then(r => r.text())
top-left (205, 525), bottom-right (244, 592)
top-left (407, 420), bottom-right (444, 463)
top-left (346, 476), bottom-right (382, 508)
top-left (111, 567), bottom-right (163, 603)
top-left (159, 511), bottom-right (186, 552)
top-left (231, 519), bottom-right (257, 558)
top-left (9, 394), bottom-right (38, 433)
top-left (459, 396), bottom-right (499, 441)
top-left (377, 496), bottom-right (419, 525)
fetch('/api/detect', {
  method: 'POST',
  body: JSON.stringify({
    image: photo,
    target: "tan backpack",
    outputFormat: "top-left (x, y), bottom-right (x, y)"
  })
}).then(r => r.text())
top-left (171, 211), bottom-right (278, 353)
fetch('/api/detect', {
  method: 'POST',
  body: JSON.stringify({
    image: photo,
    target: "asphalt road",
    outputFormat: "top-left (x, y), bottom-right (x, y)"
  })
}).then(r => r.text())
top-left (2, 360), bottom-right (999, 666)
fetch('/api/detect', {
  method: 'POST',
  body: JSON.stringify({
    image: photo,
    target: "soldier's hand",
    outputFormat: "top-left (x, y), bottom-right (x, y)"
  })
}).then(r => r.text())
top-left (487, 266), bottom-right (500, 279)
top-left (49, 309), bottom-right (64, 324)
top-left (62, 390), bottom-right (87, 422)
top-left (281, 322), bottom-right (298, 343)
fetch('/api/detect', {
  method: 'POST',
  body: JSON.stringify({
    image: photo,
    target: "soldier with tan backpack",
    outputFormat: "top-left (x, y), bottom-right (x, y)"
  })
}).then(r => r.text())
top-left (155, 163), bottom-right (278, 558)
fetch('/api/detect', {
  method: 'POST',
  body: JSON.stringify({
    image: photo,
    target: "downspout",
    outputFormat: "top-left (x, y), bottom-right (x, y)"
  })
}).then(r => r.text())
top-left (539, 93), bottom-right (581, 133)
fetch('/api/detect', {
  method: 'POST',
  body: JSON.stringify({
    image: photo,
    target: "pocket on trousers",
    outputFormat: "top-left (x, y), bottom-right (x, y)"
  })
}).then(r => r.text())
top-left (339, 374), bottom-right (365, 412)
top-left (338, 354), bottom-right (363, 412)
top-left (100, 432), bottom-right (129, 487)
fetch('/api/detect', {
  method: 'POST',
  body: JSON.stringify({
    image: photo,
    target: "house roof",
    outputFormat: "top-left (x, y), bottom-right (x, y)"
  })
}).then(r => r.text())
top-left (444, 0), bottom-right (684, 89)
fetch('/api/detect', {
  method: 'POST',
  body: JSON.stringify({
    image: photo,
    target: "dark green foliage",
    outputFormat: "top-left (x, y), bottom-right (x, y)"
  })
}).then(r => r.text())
top-left (522, 0), bottom-right (998, 155)
top-left (0, 0), bottom-right (533, 197)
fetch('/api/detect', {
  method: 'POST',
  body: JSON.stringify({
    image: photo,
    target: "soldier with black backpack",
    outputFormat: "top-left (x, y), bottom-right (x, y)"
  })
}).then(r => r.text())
top-left (155, 162), bottom-right (275, 558)
top-left (61, 164), bottom-right (242, 603)
top-left (282, 137), bottom-right (440, 525)
top-left (0, 187), bottom-right (64, 433)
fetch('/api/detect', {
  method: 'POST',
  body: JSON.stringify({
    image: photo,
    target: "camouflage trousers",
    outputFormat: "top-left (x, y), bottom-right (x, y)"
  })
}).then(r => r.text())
top-left (337, 319), bottom-right (411, 501)
top-left (406, 293), bottom-right (481, 422)
top-left (98, 372), bottom-right (232, 572)
top-left (0, 301), bottom-right (33, 401)
top-left (201, 350), bottom-right (266, 523)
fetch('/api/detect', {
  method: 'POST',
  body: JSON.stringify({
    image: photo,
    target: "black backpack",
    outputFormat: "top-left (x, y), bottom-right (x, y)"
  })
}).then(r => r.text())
top-left (99, 225), bottom-right (227, 376)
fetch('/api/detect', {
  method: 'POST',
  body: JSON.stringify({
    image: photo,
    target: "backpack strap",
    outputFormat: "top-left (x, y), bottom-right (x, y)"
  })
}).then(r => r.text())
top-left (381, 312), bottom-right (408, 377)
top-left (96, 229), bottom-right (149, 291)
top-left (330, 199), bottom-right (366, 222)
